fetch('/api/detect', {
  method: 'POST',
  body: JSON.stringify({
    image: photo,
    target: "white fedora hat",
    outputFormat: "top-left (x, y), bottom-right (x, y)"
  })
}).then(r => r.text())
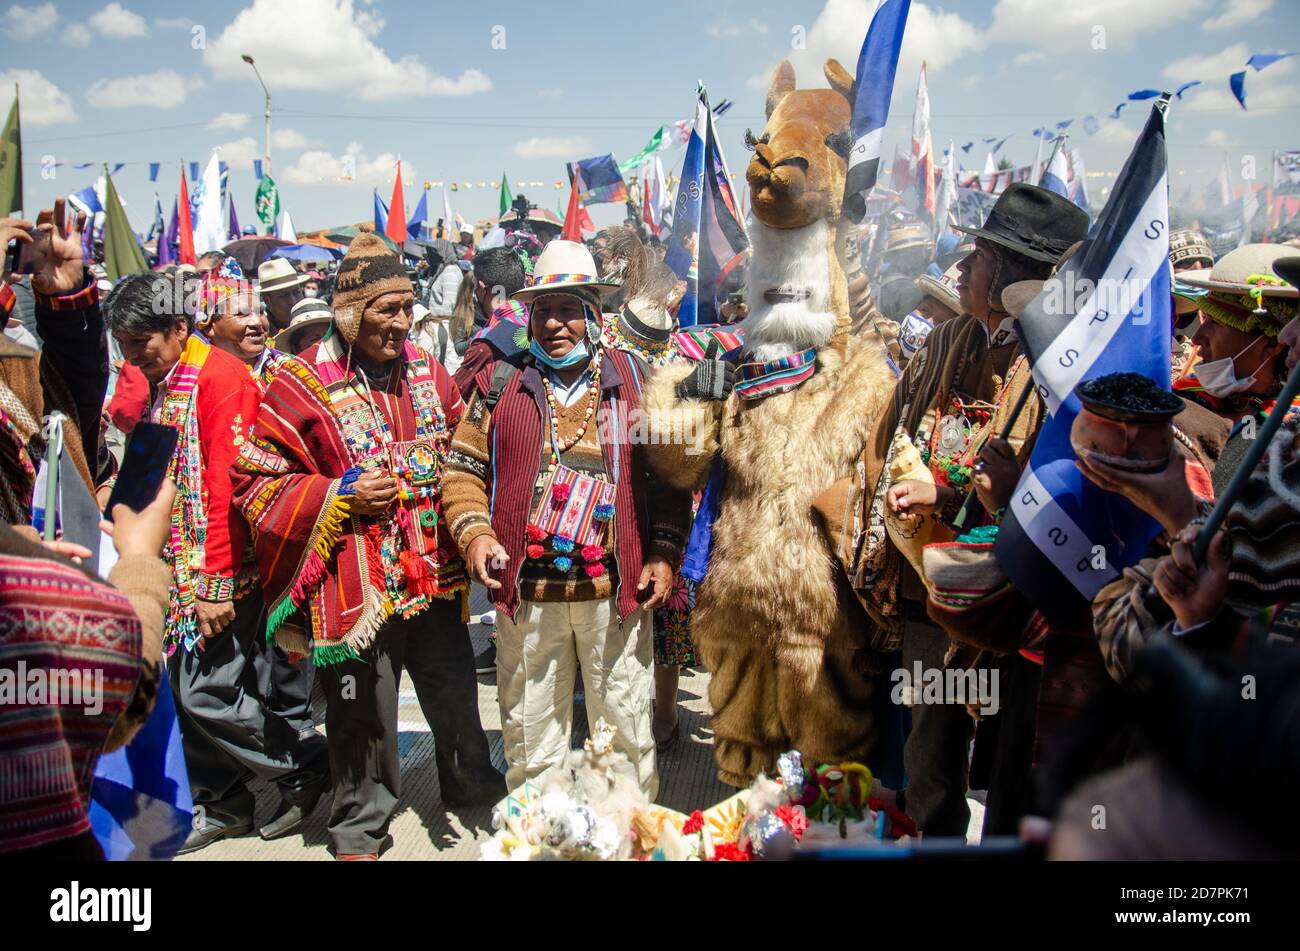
top-left (258, 257), bottom-right (309, 295)
top-left (512, 239), bottom-right (620, 303)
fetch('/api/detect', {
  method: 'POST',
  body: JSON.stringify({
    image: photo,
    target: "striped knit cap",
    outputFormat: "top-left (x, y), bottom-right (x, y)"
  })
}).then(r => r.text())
top-left (331, 232), bottom-right (412, 343)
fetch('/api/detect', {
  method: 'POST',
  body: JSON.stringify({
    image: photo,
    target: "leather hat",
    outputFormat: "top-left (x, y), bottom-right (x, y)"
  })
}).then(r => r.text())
top-left (954, 182), bottom-right (1090, 264)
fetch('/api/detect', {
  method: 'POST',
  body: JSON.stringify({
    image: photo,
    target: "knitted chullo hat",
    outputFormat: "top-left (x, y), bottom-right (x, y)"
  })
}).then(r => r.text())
top-left (331, 232), bottom-right (412, 343)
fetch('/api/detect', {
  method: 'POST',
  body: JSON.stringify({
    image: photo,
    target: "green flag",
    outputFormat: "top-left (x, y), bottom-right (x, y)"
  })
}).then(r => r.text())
top-left (0, 91), bottom-right (22, 215)
top-left (255, 175), bottom-right (280, 235)
top-left (499, 171), bottom-right (512, 217)
top-left (103, 171), bottom-right (146, 282)
top-left (617, 126), bottom-right (669, 176)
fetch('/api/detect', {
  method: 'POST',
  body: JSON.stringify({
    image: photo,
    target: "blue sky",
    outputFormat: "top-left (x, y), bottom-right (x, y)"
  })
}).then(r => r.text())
top-left (3, 0), bottom-right (1298, 234)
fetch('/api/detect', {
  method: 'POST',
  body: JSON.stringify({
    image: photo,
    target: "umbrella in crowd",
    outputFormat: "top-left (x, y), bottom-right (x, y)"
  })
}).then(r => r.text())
top-left (268, 243), bottom-right (343, 263)
top-left (222, 236), bottom-right (291, 272)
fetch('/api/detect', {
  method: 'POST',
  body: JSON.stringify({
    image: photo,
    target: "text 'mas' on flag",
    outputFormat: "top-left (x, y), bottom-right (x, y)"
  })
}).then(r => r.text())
top-left (994, 99), bottom-right (1172, 624)
top-left (664, 86), bottom-right (748, 327)
top-left (843, 0), bottom-right (911, 223)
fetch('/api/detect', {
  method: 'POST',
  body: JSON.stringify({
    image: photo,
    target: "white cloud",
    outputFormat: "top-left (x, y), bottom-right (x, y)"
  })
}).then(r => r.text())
top-left (271, 128), bottom-right (319, 150)
top-left (1203, 0), bottom-right (1273, 31)
top-left (1162, 43), bottom-right (1298, 113)
top-left (86, 70), bottom-right (203, 109)
top-left (213, 137), bottom-right (262, 164)
top-left (62, 23), bottom-right (91, 46)
top-left (987, 0), bottom-right (1211, 51)
top-left (707, 18), bottom-right (768, 38)
top-left (282, 143), bottom-right (414, 187)
top-left (155, 16), bottom-right (190, 30)
top-left (7, 3), bottom-right (57, 40)
top-left (89, 2), bottom-right (149, 39)
top-left (1093, 118), bottom-right (1140, 145)
top-left (511, 136), bottom-right (594, 159)
top-left (1205, 129), bottom-right (1233, 148)
top-left (536, 87), bottom-right (564, 99)
top-left (203, 0), bottom-right (491, 100)
top-left (208, 111), bottom-right (250, 131)
top-left (0, 68), bottom-right (76, 124)
top-left (748, 0), bottom-right (984, 93)
top-left (1162, 42), bottom-right (1253, 81)
top-left (1013, 51), bottom-right (1047, 66)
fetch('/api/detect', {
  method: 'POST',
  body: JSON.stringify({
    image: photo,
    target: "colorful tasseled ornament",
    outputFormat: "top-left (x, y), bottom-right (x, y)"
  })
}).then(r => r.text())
top-left (553, 535), bottom-right (575, 553)
top-left (580, 544), bottom-right (604, 563)
top-left (593, 503), bottom-right (615, 521)
top-left (553, 555), bottom-right (573, 571)
top-left (583, 562), bottom-right (605, 578)
top-left (525, 523), bottom-right (546, 543)
top-left (526, 543), bottom-right (545, 559)
top-left (552, 482), bottom-right (572, 504)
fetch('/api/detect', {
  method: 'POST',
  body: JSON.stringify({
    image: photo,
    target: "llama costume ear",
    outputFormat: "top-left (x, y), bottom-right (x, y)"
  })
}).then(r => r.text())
top-left (824, 59), bottom-right (855, 104)
top-left (766, 60), bottom-right (796, 119)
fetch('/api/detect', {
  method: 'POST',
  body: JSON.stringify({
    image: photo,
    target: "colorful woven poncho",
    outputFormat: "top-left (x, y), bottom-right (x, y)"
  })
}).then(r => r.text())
top-left (234, 332), bottom-right (468, 664)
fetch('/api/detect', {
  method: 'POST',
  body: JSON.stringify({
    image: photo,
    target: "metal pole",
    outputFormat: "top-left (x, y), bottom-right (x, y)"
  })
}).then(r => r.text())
top-left (264, 86), bottom-right (272, 176)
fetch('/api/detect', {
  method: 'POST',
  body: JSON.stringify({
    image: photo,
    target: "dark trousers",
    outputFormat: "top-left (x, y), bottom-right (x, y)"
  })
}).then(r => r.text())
top-left (983, 652), bottom-right (1042, 836)
top-left (168, 593), bottom-right (329, 829)
top-left (902, 620), bottom-right (975, 837)
top-left (314, 599), bottom-right (498, 856)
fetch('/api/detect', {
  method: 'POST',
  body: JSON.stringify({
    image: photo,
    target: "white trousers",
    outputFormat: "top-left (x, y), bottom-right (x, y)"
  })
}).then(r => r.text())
top-left (496, 598), bottom-right (658, 799)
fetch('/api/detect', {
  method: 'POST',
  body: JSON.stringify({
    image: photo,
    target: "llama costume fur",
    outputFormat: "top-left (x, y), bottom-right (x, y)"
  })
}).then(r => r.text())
top-left (643, 59), bottom-right (897, 786)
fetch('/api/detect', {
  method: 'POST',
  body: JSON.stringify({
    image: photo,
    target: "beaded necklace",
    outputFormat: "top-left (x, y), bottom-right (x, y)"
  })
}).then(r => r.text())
top-left (539, 357), bottom-right (602, 473)
top-left (920, 354), bottom-right (1026, 489)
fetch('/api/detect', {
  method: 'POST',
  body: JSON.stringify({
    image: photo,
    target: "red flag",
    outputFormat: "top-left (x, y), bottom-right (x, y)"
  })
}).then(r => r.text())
top-left (386, 161), bottom-right (407, 246)
top-left (177, 167), bottom-right (196, 266)
top-left (561, 176), bottom-right (594, 242)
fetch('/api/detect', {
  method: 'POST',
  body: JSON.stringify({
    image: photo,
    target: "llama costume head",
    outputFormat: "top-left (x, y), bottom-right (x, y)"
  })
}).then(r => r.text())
top-left (740, 59), bottom-right (859, 363)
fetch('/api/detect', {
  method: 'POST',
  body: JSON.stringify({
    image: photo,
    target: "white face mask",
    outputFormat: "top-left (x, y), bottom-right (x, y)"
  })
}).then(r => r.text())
top-left (1193, 336), bottom-right (1266, 398)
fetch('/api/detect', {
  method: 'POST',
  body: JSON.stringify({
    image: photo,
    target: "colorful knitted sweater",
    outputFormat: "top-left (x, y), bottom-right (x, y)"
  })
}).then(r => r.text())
top-left (442, 348), bottom-right (691, 622)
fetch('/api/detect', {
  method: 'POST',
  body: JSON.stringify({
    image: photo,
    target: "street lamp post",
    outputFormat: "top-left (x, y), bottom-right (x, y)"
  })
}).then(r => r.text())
top-left (241, 54), bottom-right (271, 177)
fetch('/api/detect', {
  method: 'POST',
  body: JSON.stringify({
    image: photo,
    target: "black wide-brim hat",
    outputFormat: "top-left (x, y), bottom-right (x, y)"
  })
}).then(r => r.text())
top-left (954, 182), bottom-right (1091, 264)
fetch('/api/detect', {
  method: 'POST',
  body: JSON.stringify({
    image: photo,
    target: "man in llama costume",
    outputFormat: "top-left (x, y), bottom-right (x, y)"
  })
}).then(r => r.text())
top-left (643, 59), bottom-right (898, 786)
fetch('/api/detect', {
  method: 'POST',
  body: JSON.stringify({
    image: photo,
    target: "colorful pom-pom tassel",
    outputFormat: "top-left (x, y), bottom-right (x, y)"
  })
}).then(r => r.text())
top-left (593, 503), bottom-right (615, 521)
top-left (580, 544), bottom-right (604, 563)
top-left (552, 482), bottom-right (572, 504)
top-left (526, 543), bottom-right (545, 559)
top-left (525, 523), bottom-right (546, 543)
top-left (553, 536), bottom-right (575, 553)
top-left (553, 555), bottom-right (573, 571)
top-left (583, 562), bottom-right (605, 578)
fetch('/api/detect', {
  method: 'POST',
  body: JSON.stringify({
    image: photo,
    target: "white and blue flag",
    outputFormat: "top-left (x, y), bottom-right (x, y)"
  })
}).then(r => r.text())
top-left (1040, 136), bottom-right (1070, 198)
top-left (664, 86), bottom-right (748, 327)
top-left (842, 0), bottom-right (911, 223)
top-left (994, 100), bottom-right (1171, 622)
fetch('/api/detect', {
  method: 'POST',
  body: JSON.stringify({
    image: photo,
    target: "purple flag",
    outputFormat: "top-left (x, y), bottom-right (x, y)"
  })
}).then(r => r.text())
top-left (157, 197), bottom-right (178, 267)
top-left (228, 194), bottom-right (241, 240)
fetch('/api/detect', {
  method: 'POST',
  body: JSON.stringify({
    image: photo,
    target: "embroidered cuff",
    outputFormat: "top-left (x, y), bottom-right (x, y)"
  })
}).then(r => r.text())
top-left (34, 270), bottom-right (98, 311)
top-left (454, 517), bottom-right (496, 558)
top-left (193, 571), bottom-right (238, 602)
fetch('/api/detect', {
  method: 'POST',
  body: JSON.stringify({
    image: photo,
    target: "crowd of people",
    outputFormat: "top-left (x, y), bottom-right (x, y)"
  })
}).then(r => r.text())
top-left (3, 169), bottom-right (1300, 862)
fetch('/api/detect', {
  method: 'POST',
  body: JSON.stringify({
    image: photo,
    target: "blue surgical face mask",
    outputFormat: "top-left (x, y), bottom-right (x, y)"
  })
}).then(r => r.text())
top-left (530, 337), bottom-right (590, 369)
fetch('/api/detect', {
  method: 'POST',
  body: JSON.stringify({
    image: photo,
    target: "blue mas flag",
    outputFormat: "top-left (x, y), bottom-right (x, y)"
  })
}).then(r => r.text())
top-left (664, 88), bottom-right (748, 327)
top-left (994, 100), bottom-right (1171, 623)
top-left (373, 189), bottom-right (389, 233)
top-left (842, 0), bottom-right (911, 223)
top-left (89, 674), bottom-right (193, 860)
top-left (407, 188), bottom-right (428, 239)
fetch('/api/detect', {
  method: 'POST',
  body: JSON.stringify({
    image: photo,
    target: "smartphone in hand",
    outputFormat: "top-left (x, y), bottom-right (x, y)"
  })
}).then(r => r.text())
top-left (105, 422), bottom-right (178, 521)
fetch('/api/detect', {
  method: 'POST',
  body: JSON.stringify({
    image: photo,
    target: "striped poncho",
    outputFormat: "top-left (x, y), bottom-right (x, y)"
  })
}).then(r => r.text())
top-left (233, 333), bottom-right (468, 664)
